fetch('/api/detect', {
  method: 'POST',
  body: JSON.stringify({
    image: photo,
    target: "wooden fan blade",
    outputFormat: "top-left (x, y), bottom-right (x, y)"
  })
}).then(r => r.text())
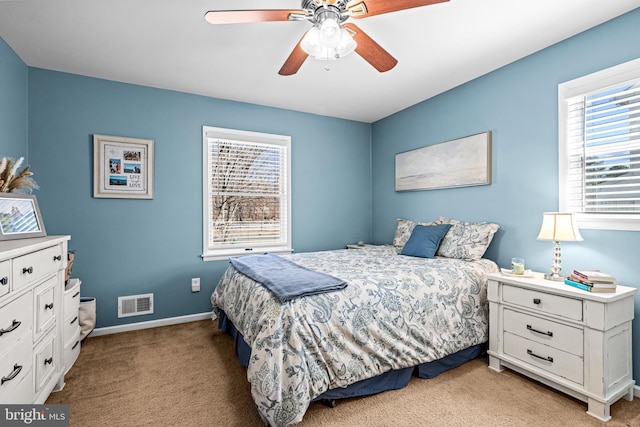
top-left (346, 0), bottom-right (449, 18)
top-left (343, 23), bottom-right (397, 72)
top-left (279, 34), bottom-right (309, 76)
top-left (205, 9), bottom-right (307, 25)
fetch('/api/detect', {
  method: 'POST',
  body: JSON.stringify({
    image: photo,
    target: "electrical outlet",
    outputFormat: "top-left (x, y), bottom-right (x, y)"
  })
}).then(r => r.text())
top-left (191, 277), bottom-right (200, 292)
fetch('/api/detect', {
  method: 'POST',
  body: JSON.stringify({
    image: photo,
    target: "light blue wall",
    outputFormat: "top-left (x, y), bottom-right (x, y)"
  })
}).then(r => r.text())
top-left (371, 9), bottom-right (640, 375)
top-left (27, 69), bottom-right (372, 328)
top-left (0, 38), bottom-right (28, 158)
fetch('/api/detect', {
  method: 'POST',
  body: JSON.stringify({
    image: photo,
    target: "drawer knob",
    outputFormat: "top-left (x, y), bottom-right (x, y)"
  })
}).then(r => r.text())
top-left (527, 324), bottom-right (553, 337)
top-left (0, 276), bottom-right (7, 286)
top-left (22, 266), bottom-right (33, 274)
top-left (72, 341), bottom-right (80, 350)
top-left (527, 349), bottom-right (553, 363)
top-left (533, 298), bottom-right (541, 305)
top-left (0, 319), bottom-right (21, 336)
top-left (53, 255), bottom-right (62, 261)
top-left (1, 364), bottom-right (22, 385)
top-left (72, 291), bottom-right (80, 298)
top-left (44, 357), bottom-right (53, 366)
top-left (70, 316), bottom-right (78, 325)
top-left (45, 303), bottom-right (54, 310)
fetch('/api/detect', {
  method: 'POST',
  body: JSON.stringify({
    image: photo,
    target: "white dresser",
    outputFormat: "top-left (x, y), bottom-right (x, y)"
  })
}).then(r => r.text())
top-left (0, 236), bottom-right (70, 404)
top-left (487, 272), bottom-right (636, 421)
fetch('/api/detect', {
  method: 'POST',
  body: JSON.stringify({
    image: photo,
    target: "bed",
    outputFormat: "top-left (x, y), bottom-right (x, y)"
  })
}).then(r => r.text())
top-left (211, 217), bottom-right (500, 426)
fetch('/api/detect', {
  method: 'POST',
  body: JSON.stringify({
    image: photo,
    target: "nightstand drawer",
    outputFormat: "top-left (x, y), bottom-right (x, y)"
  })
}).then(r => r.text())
top-left (504, 332), bottom-right (583, 385)
top-left (504, 309), bottom-right (583, 356)
top-left (503, 284), bottom-right (582, 321)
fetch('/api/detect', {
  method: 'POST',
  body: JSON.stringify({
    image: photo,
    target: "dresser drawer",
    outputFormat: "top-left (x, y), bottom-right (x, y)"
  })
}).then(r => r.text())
top-left (12, 245), bottom-right (63, 291)
top-left (504, 331), bottom-right (583, 385)
top-left (503, 284), bottom-right (583, 321)
top-left (34, 276), bottom-right (57, 341)
top-left (503, 309), bottom-right (583, 356)
top-left (63, 331), bottom-right (81, 374)
top-left (63, 278), bottom-right (81, 320)
top-left (34, 333), bottom-right (57, 394)
top-left (0, 369), bottom-right (33, 404)
top-left (0, 291), bottom-right (33, 353)
top-left (0, 260), bottom-right (9, 298)
top-left (0, 335), bottom-right (33, 401)
top-left (63, 311), bottom-right (80, 349)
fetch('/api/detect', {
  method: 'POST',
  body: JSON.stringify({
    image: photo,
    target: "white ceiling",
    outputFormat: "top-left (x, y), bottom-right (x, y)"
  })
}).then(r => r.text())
top-left (0, 0), bottom-right (639, 123)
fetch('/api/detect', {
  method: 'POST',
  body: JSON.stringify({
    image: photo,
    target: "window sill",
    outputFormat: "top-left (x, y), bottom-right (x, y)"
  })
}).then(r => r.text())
top-left (575, 213), bottom-right (640, 232)
top-left (201, 248), bottom-right (293, 262)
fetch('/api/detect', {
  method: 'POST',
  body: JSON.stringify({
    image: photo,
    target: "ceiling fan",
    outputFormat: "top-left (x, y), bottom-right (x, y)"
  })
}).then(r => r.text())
top-left (205, 0), bottom-right (449, 76)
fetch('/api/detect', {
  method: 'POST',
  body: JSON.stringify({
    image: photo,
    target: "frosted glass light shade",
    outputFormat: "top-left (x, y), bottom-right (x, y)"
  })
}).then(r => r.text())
top-left (301, 26), bottom-right (356, 60)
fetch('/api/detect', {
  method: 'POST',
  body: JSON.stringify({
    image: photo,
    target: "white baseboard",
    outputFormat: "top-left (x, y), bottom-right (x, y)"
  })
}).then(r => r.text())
top-left (89, 311), bottom-right (216, 337)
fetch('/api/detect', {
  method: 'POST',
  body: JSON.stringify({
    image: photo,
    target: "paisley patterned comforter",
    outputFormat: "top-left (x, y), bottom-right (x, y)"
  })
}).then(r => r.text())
top-left (211, 245), bottom-right (498, 426)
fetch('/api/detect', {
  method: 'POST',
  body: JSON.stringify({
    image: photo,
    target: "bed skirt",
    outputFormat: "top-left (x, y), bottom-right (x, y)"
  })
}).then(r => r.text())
top-left (217, 310), bottom-right (485, 401)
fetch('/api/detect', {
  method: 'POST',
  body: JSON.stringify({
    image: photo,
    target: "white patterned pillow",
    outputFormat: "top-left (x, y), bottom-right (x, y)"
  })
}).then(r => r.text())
top-left (392, 218), bottom-right (441, 253)
top-left (436, 217), bottom-right (500, 260)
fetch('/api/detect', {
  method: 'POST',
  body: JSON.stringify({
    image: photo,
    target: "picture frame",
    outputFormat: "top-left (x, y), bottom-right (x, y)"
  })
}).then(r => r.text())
top-left (93, 134), bottom-right (154, 199)
top-left (0, 193), bottom-right (47, 241)
top-left (395, 131), bottom-right (492, 191)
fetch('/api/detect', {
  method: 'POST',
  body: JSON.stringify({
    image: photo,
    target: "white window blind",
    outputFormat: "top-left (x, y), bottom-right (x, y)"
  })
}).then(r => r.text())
top-left (202, 126), bottom-right (291, 260)
top-left (559, 57), bottom-right (640, 231)
top-left (566, 82), bottom-right (640, 213)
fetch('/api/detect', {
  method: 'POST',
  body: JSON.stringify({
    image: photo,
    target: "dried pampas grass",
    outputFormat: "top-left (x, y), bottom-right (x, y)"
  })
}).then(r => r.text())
top-left (0, 157), bottom-right (39, 193)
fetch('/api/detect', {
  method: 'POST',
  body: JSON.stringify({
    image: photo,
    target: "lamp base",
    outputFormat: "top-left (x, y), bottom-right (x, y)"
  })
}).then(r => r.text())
top-left (544, 273), bottom-right (565, 282)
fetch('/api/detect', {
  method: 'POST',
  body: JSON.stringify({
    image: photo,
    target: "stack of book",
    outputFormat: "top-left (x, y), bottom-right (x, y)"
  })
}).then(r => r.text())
top-left (564, 269), bottom-right (617, 293)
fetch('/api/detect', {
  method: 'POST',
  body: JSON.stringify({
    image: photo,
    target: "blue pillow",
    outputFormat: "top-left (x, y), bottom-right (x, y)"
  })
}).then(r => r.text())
top-left (400, 224), bottom-right (452, 258)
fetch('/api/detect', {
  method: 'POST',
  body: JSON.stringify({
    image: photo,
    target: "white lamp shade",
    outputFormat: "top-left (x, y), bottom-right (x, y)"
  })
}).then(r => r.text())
top-left (537, 212), bottom-right (583, 242)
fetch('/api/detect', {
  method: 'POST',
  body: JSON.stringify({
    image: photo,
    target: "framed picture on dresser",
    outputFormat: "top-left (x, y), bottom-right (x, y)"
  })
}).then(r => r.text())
top-left (0, 192), bottom-right (47, 240)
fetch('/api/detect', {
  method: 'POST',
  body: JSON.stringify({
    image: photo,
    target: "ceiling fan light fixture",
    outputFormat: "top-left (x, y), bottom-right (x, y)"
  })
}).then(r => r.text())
top-left (301, 25), bottom-right (356, 60)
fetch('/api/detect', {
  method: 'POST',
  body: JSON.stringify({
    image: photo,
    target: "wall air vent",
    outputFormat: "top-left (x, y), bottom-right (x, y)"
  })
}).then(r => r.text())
top-left (118, 293), bottom-right (153, 318)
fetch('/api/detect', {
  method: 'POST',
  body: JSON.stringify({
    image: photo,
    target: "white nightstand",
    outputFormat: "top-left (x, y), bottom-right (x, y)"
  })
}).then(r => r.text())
top-left (487, 272), bottom-right (637, 422)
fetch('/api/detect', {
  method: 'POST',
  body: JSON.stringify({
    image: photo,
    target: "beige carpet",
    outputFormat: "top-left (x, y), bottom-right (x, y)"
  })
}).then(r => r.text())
top-left (47, 320), bottom-right (640, 426)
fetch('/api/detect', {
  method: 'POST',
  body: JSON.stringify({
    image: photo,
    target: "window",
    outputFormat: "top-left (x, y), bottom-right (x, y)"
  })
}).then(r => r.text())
top-left (202, 126), bottom-right (291, 260)
top-left (559, 58), bottom-right (640, 231)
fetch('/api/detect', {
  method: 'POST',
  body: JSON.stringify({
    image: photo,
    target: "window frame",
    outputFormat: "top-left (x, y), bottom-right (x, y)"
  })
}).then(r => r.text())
top-left (558, 57), bottom-right (640, 231)
top-left (202, 126), bottom-right (292, 261)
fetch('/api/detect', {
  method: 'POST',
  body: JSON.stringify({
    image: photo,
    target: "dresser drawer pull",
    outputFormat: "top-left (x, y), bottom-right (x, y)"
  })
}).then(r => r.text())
top-left (0, 276), bottom-right (7, 286)
top-left (1, 364), bottom-right (22, 385)
top-left (44, 357), bottom-right (53, 366)
top-left (533, 298), bottom-right (541, 305)
top-left (53, 255), bottom-right (62, 261)
top-left (72, 341), bottom-right (80, 350)
top-left (526, 324), bottom-right (553, 337)
top-left (527, 349), bottom-right (553, 363)
top-left (0, 319), bottom-right (21, 336)
top-left (70, 316), bottom-right (78, 325)
top-left (22, 266), bottom-right (33, 274)
top-left (45, 303), bottom-right (54, 310)
top-left (72, 291), bottom-right (80, 298)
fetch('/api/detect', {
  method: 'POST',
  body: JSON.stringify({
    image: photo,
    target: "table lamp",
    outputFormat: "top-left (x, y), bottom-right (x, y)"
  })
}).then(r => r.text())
top-left (536, 212), bottom-right (583, 281)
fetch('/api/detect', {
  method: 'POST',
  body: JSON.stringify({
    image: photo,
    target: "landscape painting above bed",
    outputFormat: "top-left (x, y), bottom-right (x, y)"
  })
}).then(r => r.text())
top-left (211, 218), bottom-right (500, 426)
top-left (395, 131), bottom-right (492, 191)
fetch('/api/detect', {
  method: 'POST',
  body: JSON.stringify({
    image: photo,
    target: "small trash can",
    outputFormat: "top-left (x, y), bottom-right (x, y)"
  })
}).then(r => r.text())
top-left (79, 297), bottom-right (96, 341)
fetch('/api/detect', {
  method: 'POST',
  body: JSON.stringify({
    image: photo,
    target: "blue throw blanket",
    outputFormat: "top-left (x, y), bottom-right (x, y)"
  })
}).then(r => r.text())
top-left (229, 253), bottom-right (347, 303)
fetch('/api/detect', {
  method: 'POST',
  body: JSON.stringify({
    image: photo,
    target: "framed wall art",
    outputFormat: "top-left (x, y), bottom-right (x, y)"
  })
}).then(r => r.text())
top-left (395, 131), bottom-right (492, 191)
top-left (0, 193), bottom-right (47, 240)
top-left (93, 134), bottom-right (154, 199)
